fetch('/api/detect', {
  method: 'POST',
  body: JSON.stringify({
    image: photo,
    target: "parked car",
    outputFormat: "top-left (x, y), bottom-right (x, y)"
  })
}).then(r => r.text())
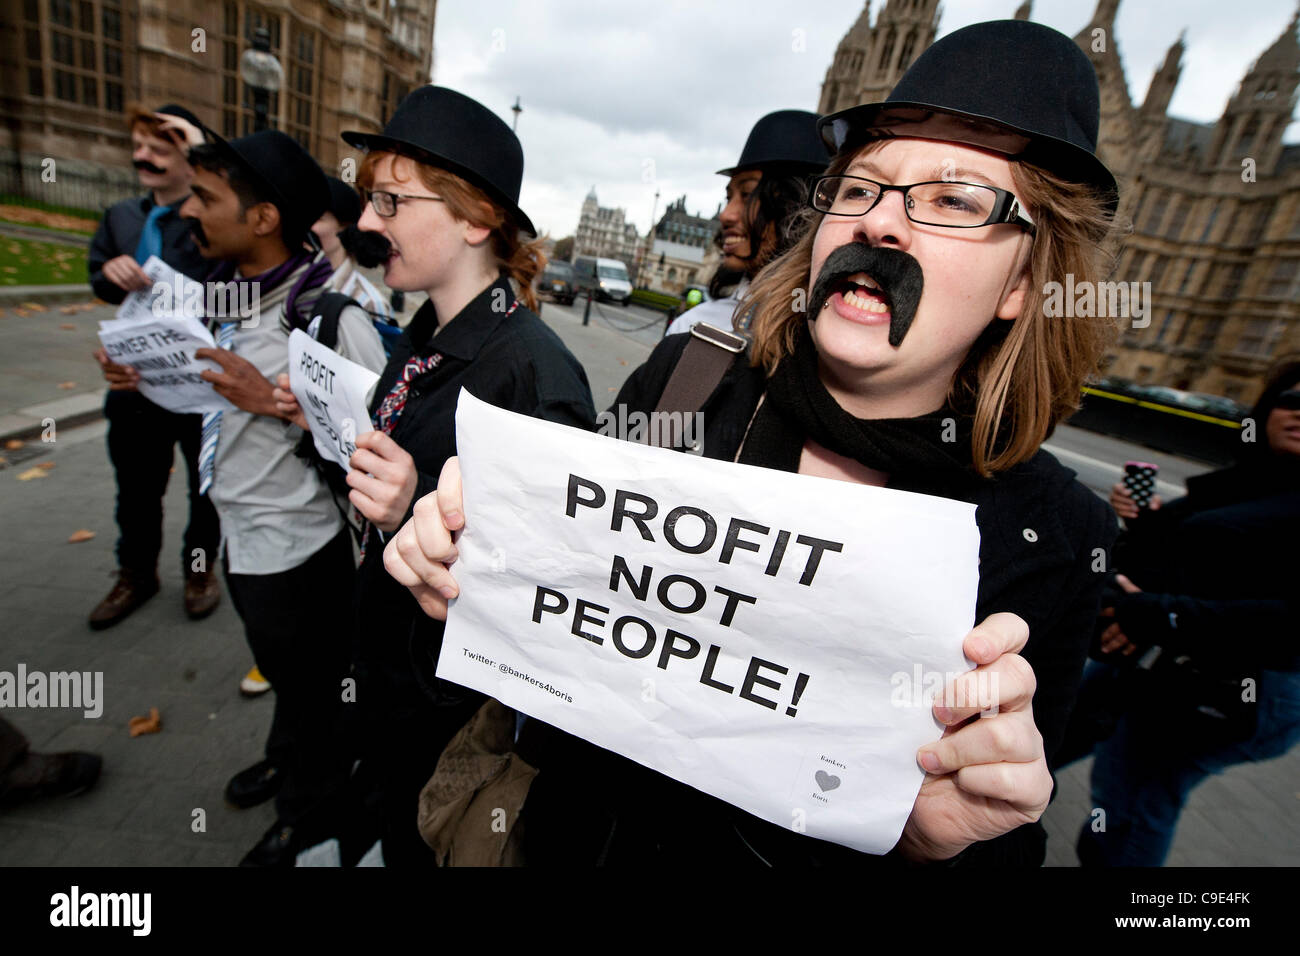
top-left (539, 260), bottom-right (576, 306)
top-left (573, 255), bottom-right (632, 305)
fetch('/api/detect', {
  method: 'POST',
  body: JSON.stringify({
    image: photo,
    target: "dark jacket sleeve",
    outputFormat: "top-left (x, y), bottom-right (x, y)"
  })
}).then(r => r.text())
top-left (1113, 591), bottom-right (1298, 671)
top-left (952, 483), bottom-right (1117, 867)
top-left (87, 207), bottom-right (129, 304)
top-left (1035, 484), bottom-right (1120, 768)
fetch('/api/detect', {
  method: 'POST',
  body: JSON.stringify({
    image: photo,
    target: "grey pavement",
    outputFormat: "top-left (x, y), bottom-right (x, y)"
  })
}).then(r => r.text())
top-left (1, 294), bottom-right (1296, 866)
top-left (0, 221), bottom-right (92, 247)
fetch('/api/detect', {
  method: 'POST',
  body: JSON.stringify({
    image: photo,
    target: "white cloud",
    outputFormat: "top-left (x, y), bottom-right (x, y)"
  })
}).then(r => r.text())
top-left (431, 0), bottom-right (1299, 238)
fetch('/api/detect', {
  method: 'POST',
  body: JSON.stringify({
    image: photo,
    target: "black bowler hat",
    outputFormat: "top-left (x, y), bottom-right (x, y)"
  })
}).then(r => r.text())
top-left (203, 129), bottom-right (329, 248)
top-left (818, 20), bottom-right (1118, 207)
top-left (718, 110), bottom-right (830, 176)
top-left (155, 103), bottom-right (204, 130)
top-left (342, 86), bottom-right (536, 237)
top-left (324, 175), bottom-right (362, 226)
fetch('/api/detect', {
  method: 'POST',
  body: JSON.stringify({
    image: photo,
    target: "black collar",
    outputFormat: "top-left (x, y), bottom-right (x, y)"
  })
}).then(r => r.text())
top-left (406, 275), bottom-right (516, 361)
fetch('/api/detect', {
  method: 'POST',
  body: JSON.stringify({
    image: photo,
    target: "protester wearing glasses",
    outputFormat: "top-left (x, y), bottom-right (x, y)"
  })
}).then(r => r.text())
top-left (275, 86), bottom-right (595, 865)
top-left (384, 21), bottom-right (1124, 866)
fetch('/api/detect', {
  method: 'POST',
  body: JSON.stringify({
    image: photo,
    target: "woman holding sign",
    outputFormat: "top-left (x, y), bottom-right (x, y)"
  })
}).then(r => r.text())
top-left (386, 21), bottom-right (1121, 866)
top-left (276, 86), bottom-right (595, 865)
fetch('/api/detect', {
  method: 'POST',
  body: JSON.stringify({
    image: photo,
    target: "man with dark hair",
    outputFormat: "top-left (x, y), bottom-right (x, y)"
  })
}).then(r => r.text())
top-left (665, 110), bottom-right (828, 336)
top-left (87, 103), bottom-right (222, 630)
top-left (177, 128), bottom-right (385, 865)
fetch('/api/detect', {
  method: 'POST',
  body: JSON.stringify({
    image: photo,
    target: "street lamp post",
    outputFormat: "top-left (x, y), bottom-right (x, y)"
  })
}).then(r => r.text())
top-left (511, 96), bottom-right (522, 132)
top-left (240, 26), bottom-right (284, 134)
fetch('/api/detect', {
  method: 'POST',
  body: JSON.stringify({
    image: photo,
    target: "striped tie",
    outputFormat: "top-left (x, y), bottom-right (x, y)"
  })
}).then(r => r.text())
top-left (197, 322), bottom-right (238, 495)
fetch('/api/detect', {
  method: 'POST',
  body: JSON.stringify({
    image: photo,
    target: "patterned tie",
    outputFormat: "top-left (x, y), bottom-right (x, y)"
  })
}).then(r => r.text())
top-left (373, 299), bottom-right (518, 435)
top-left (197, 321), bottom-right (238, 495)
top-left (360, 299), bottom-right (519, 558)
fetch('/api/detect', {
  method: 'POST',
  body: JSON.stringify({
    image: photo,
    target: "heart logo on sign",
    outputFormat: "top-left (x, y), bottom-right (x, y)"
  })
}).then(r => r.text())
top-left (815, 770), bottom-right (841, 792)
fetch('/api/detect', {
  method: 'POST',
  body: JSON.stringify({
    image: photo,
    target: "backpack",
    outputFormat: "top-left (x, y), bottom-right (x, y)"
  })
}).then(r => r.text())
top-left (308, 289), bottom-right (404, 358)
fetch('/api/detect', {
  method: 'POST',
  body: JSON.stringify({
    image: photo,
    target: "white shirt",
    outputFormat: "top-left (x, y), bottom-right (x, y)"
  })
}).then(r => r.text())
top-left (664, 278), bottom-right (750, 336)
top-left (327, 257), bottom-right (394, 324)
top-left (209, 257), bottom-right (387, 575)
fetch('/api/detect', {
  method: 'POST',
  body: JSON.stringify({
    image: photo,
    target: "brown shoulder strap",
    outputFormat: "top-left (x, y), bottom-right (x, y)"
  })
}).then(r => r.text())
top-left (651, 323), bottom-right (748, 448)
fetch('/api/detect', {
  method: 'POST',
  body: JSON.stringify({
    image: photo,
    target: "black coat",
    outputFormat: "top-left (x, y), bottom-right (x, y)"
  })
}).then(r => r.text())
top-left (518, 332), bottom-right (1118, 866)
top-left (353, 276), bottom-right (595, 740)
top-left (87, 193), bottom-right (209, 303)
top-left (1111, 461), bottom-right (1300, 673)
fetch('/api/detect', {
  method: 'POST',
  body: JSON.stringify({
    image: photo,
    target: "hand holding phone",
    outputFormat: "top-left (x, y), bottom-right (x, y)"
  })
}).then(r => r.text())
top-left (1110, 460), bottom-right (1160, 519)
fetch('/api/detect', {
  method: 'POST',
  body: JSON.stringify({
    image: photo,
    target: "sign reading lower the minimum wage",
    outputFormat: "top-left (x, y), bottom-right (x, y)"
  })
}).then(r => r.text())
top-left (97, 315), bottom-right (233, 415)
top-left (437, 390), bottom-right (982, 855)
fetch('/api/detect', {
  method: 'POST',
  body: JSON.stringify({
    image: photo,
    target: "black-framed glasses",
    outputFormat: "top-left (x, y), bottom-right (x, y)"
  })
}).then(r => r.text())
top-left (365, 189), bottom-right (445, 218)
top-left (1275, 389), bottom-right (1300, 411)
top-left (809, 175), bottom-right (1035, 232)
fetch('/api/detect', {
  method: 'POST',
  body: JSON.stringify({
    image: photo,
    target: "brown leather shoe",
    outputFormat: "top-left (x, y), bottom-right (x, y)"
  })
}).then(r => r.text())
top-left (184, 569), bottom-right (221, 620)
top-left (88, 568), bottom-right (160, 630)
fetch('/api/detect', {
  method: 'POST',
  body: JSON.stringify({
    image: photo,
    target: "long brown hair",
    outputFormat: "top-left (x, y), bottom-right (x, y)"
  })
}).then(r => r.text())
top-left (744, 143), bottom-right (1119, 476)
top-left (357, 151), bottom-right (546, 311)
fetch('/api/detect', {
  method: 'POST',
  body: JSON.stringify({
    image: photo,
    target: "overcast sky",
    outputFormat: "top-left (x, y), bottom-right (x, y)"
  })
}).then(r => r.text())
top-left (430, 0), bottom-right (1300, 239)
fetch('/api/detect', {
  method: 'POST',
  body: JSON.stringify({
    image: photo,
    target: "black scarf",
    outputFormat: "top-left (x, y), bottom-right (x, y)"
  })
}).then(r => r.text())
top-left (738, 326), bottom-right (982, 498)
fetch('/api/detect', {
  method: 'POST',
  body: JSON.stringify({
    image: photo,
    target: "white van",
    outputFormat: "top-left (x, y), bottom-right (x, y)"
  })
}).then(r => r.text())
top-left (573, 256), bottom-right (632, 306)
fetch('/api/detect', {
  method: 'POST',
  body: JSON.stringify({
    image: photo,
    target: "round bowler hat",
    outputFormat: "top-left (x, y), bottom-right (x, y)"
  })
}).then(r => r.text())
top-left (324, 175), bottom-right (363, 226)
top-left (342, 86), bottom-right (536, 237)
top-left (718, 109), bottom-right (830, 176)
top-left (203, 129), bottom-right (330, 246)
top-left (156, 103), bottom-right (205, 131)
top-left (818, 20), bottom-right (1118, 207)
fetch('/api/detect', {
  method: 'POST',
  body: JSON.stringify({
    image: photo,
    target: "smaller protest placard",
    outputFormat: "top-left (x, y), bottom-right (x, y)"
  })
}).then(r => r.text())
top-left (113, 256), bottom-right (205, 325)
top-left (97, 315), bottom-right (233, 415)
top-left (286, 329), bottom-right (380, 471)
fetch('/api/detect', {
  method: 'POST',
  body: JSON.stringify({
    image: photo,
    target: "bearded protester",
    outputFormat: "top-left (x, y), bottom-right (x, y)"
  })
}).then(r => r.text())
top-left (275, 86), bottom-right (595, 865)
top-left (384, 19), bottom-right (1123, 866)
top-left (1058, 360), bottom-right (1300, 866)
top-left (665, 109), bottom-right (826, 337)
top-left (173, 127), bottom-right (386, 865)
top-left (87, 103), bottom-right (221, 629)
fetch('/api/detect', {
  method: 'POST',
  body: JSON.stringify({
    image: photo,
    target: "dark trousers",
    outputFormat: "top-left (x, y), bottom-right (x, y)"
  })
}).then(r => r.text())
top-left (222, 526), bottom-right (355, 829)
top-left (105, 390), bottom-right (221, 574)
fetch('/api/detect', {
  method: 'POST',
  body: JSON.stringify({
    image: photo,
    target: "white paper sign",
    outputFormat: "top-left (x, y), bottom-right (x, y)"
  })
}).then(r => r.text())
top-left (97, 315), bottom-right (233, 415)
top-left (438, 390), bottom-right (982, 855)
top-left (113, 256), bottom-right (204, 325)
top-left (287, 329), bottom-right (380, 471)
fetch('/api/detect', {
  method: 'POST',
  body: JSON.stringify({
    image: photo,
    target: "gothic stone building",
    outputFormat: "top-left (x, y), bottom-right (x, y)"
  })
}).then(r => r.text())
top-left (1, 0), bottom-right (435, 211)
top-left (821, 0), bottom-right (1300, 403)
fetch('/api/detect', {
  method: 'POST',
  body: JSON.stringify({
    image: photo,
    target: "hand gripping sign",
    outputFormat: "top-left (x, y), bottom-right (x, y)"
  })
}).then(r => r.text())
top-left (287, 329), bottom-right (380, 471)
top-left (437, 390), bottom-right (981, 854)
top-left (97, 314), bottom-right (233, 415)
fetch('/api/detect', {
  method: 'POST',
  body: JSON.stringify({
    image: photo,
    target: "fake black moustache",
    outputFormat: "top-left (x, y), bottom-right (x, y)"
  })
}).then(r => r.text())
top-left (807, 244), bottom-right (924, 348)
top-left (133, 159), bottom-right (166, 175)
top-left (340, 225), bottom-right (392, 269)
